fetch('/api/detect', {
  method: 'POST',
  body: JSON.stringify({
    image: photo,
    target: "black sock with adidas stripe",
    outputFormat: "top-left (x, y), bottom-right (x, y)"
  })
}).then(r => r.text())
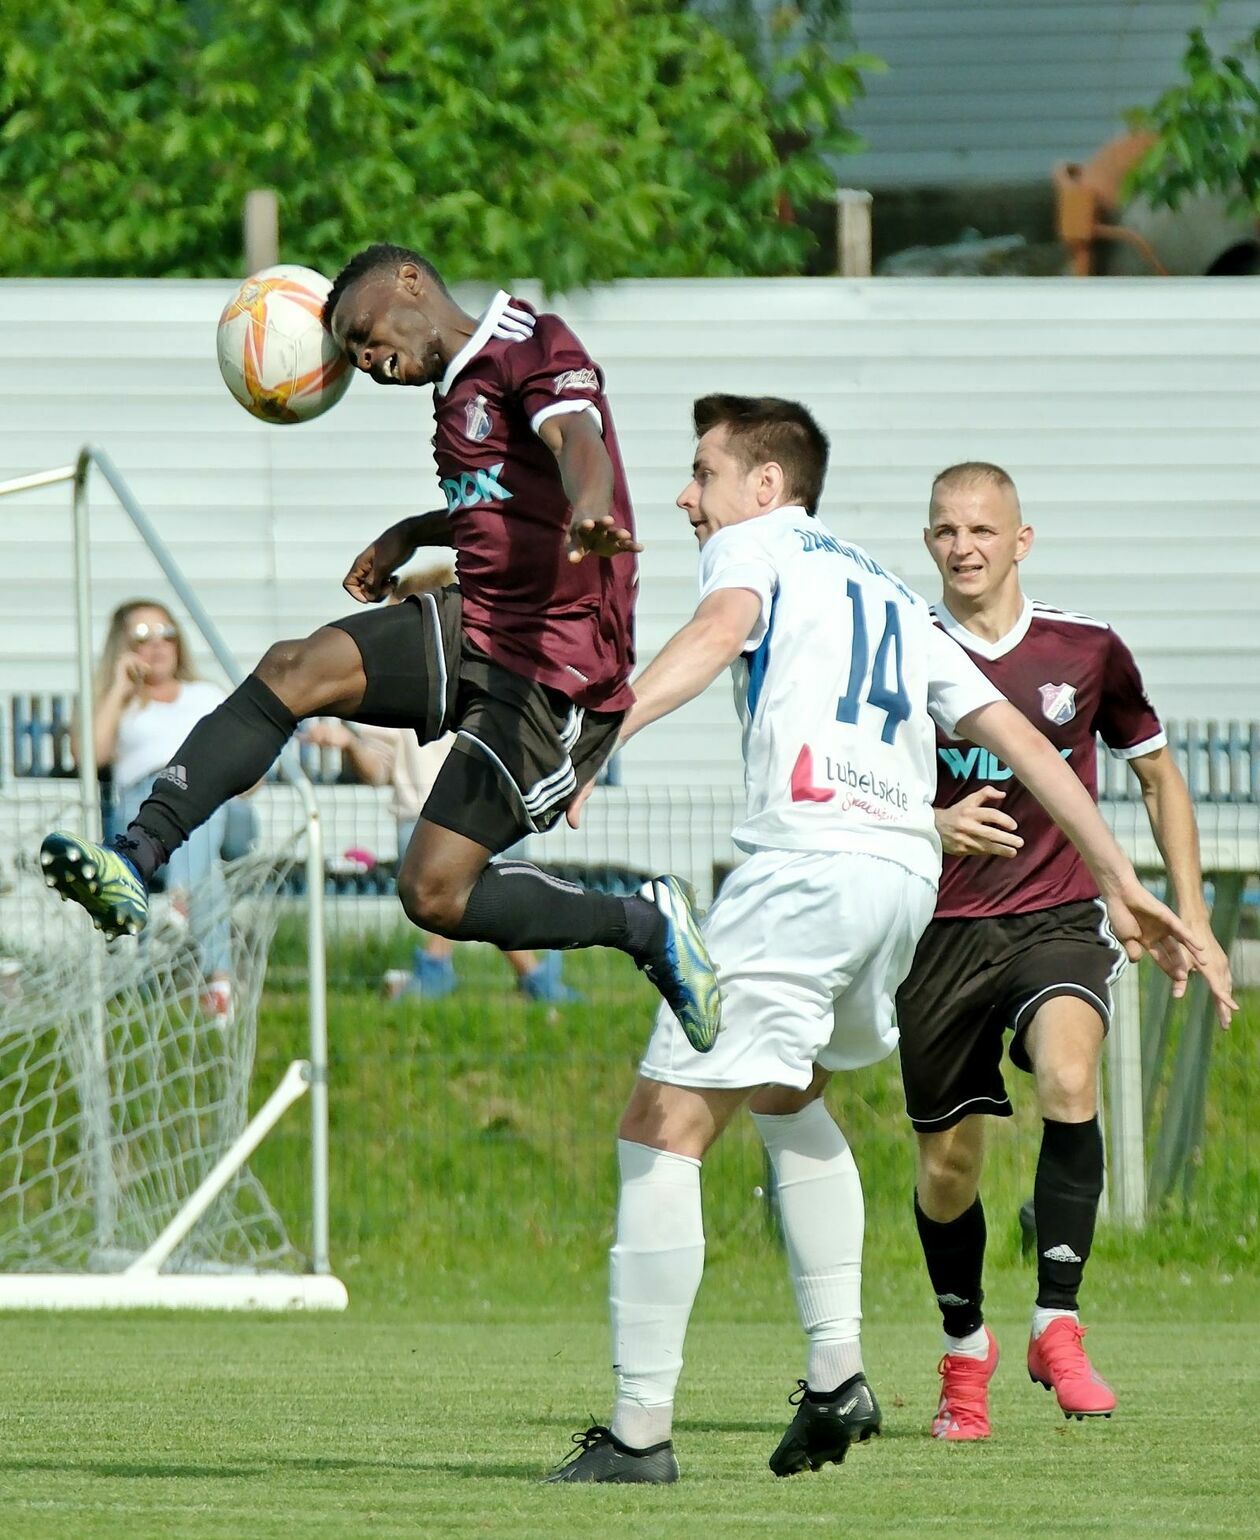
top-left (124, 674), bottom-right (298, 881)
top-left (449, 861), bottom-right (664, 958)
top-left (1034, 1117), bottom-right (1104, 1310)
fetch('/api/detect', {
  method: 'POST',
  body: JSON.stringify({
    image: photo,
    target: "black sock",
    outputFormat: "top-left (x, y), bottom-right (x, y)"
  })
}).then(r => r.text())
top-left (1034, 1117), bottom-right (1103, 1311)
top-left (449, 861), bottom-right (664, 958)
top-left (123, 674), bottom-right (298, 881)
top-left (914, 1193), bottom-right (986, 1338)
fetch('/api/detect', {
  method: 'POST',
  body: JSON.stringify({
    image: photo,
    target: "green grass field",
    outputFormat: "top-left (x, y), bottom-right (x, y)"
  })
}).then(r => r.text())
top-left (3, 1277), bottom-right (1257, 1538)
top-left (3, 926), bottom-right (1257, 1536)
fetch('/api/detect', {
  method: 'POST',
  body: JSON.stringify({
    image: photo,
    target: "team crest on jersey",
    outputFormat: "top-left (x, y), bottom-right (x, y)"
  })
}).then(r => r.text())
top-left (1038, 682), bottom-right (1078, 725)
top-left (464, 394), bottom-right (493, 442)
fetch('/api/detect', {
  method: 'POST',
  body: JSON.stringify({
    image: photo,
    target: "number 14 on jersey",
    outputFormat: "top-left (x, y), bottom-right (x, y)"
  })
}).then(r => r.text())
top-left (835, 579), bottom-right (911, 744)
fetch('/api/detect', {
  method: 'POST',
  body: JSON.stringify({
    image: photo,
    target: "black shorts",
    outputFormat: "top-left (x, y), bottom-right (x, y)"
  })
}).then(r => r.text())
top-left (329, 588), bottom-right (623, 854)
top-left (894, 900), bottom-right (1125, 1132)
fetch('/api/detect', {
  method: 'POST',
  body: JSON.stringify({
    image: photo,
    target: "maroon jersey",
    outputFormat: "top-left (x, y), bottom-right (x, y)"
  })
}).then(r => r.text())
top-left (431, 291), bottom-right (636, 712)
top-left (932, 600), bottom-right (1165, 919)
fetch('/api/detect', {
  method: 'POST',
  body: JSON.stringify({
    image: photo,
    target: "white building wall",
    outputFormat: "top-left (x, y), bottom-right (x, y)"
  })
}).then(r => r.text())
top-left (844, 0), bottom-right (1258, 187)
top-left (0, 276), bottom-right (1257, 790)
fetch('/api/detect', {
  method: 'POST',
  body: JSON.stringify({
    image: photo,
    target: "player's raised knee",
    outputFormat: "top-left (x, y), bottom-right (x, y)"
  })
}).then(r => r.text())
top-left (1038, 1057), bottom-right (1097, 1118)
top-left (396, 867), bottom-right (465, 937)
top-left (255, 630), bottom-right (362, 716)
top-left (255, 637), bottom-right (318, 695)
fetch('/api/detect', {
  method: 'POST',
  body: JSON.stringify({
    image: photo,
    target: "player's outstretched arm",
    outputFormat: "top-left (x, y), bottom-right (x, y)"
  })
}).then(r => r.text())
top-left (566, 588), bottom-right (762, 828)
top-left (343, 510), bottom-right (453, 602)
top-left (956, 700), bottom-right (1216, 998)
top-left (537, 410), bottom-right (642, 562)
top-left (1129, 747), bottom-right (1237, 1028)
top-left (623, 589), bottom-right (763, 742)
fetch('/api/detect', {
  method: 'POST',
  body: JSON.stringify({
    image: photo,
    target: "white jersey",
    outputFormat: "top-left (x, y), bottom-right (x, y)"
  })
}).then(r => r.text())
top-left (699, 505), bottom-right (1004, 884)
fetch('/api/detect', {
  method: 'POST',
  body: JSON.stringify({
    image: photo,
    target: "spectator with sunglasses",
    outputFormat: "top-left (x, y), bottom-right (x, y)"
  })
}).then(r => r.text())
top-left (88, 599), bottom-right (234, 1021)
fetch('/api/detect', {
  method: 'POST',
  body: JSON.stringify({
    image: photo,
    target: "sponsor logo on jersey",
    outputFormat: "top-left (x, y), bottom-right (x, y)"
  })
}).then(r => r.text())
top-left (1038, 682), bottom-right (1078, 725)
top-left (553, 367), bottom-right (599, 393)
top-left (440, 461), bottom-right (512, 513)
top-left (939, 745), bottom-right (1072, 781)
top-left (463, 393), bottom-right (493, 442)
top-left (790, 743), bottom-right (909, 812)
top-left (790, 744), bottom-right (834, 803)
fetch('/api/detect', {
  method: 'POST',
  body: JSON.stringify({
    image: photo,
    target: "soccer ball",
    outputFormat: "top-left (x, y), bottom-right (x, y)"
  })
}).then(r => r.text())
top-left (216, 265), bottom-right (352, 424)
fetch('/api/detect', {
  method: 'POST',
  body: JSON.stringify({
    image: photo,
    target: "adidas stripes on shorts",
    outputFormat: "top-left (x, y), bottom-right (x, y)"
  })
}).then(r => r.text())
top-left (330, 586), bottom-right (622, 855)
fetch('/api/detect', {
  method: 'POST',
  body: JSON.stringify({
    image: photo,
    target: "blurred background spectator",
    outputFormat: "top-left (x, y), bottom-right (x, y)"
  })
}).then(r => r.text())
top-left (86, 598), bottom-right (239, 1021)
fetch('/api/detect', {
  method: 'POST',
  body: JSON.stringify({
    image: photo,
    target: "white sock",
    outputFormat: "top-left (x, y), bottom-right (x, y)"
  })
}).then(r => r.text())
top-left (944, 1325), bottom-right (990, 1359)
top-left (1032, 1306), bottom-right (1079, 1338)
top-left (608, 1139), bottom-right (705, 1449)
top-left (752, 1100), bottom-right (865, 1393)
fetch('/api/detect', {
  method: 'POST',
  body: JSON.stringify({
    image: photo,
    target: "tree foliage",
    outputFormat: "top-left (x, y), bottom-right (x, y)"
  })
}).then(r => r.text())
top-left (0, 0), bottom-right (878, 284)
top-left (1126, 12), bottom-right (1260, 217)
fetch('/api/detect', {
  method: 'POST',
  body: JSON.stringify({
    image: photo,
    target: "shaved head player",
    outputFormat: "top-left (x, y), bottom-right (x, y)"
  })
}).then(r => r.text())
top-left (42, 244), bottom-right (721, 1052)
top-left (898, 462), bottom-right (1234, 1437)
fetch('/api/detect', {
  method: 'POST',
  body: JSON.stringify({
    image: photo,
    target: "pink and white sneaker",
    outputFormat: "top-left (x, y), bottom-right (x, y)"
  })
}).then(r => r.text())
top-left (1027, 1318), bottom-right (1116, 1419)
top-left (932, 1326), bottom-right (1000, 1440)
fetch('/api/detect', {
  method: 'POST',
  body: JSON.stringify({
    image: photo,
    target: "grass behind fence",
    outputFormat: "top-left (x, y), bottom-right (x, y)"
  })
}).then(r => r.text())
top-left (247, 919), bottom-right (1259, 1308)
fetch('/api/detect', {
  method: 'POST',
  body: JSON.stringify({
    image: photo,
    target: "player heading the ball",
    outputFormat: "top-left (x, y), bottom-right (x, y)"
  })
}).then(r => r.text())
top-left (42, 244), bottom-right (721, 1053)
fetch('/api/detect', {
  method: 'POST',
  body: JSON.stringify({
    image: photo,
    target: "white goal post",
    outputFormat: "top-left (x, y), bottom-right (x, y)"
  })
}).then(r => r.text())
top-left (0, 450), bottom-right (345, 1309)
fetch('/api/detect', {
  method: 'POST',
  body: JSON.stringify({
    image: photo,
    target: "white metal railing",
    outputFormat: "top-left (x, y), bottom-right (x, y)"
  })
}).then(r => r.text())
top-left (0, 448), bottom-right (333, 1277)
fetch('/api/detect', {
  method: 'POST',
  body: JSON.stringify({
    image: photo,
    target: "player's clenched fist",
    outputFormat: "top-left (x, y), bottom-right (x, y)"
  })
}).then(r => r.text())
top-left (343, 526), bottom-right (414, 602)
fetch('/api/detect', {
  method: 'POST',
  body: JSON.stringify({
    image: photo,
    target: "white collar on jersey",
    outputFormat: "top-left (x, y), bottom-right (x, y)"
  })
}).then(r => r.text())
top-left (436, 289), bottom-right (536, 397)
top-left (932, 594), bottom-right (1034, 660)
top-left (698, 502), bottom-right (808, 557)
top-left (712, 503), bottom-right (808, 540)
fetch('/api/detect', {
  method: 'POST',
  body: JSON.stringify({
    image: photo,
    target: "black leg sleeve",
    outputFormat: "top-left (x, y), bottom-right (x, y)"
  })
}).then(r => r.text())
top-left (915, 1193), bottom-right (987, 1338)
top-left (1034, 1117), bottom-right (1104, 1311)
top-left (448, 861), bottom-right (662, 958)
top-left (125, 675), bottom-right (297, 877)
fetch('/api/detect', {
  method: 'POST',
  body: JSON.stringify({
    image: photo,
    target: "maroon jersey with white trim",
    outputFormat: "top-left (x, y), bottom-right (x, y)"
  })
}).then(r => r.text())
top-left (431, 290), bottom-right (636, 711)
top-left (932, 600), bottom-right (1165, 919)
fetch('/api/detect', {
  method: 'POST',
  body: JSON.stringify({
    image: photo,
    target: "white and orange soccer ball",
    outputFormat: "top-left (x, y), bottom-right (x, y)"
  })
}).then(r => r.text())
top-left (216, 265), bottom-right (352, 423)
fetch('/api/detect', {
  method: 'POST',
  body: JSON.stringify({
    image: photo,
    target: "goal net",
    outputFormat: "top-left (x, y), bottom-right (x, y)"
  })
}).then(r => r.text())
top-left (0, 769), bottom-right (344, 1309)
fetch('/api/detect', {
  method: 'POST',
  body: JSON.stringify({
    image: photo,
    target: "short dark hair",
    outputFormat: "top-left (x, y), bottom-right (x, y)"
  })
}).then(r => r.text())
top-left (929, 461), bottom-right (1020, 518)
top-left (693, 394), bottom-right (829, 514)
top-left (322, 243), bottom-right (448, 329)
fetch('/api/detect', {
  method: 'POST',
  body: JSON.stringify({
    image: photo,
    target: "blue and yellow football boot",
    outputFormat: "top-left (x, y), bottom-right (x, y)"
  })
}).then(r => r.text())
top-left (39, 831), bottom-right (149, 941)
top-left (638, 874), bottom-right (722, 1052)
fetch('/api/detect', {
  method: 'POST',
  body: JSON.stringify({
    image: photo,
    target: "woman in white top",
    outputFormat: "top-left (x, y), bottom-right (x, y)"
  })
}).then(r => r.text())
top-left (90, 600), bottom-right (232, 1013)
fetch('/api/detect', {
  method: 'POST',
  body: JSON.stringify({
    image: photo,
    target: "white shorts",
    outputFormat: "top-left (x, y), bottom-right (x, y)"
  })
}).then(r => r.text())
top-left (640, 849), bottom-right (937, 1092)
